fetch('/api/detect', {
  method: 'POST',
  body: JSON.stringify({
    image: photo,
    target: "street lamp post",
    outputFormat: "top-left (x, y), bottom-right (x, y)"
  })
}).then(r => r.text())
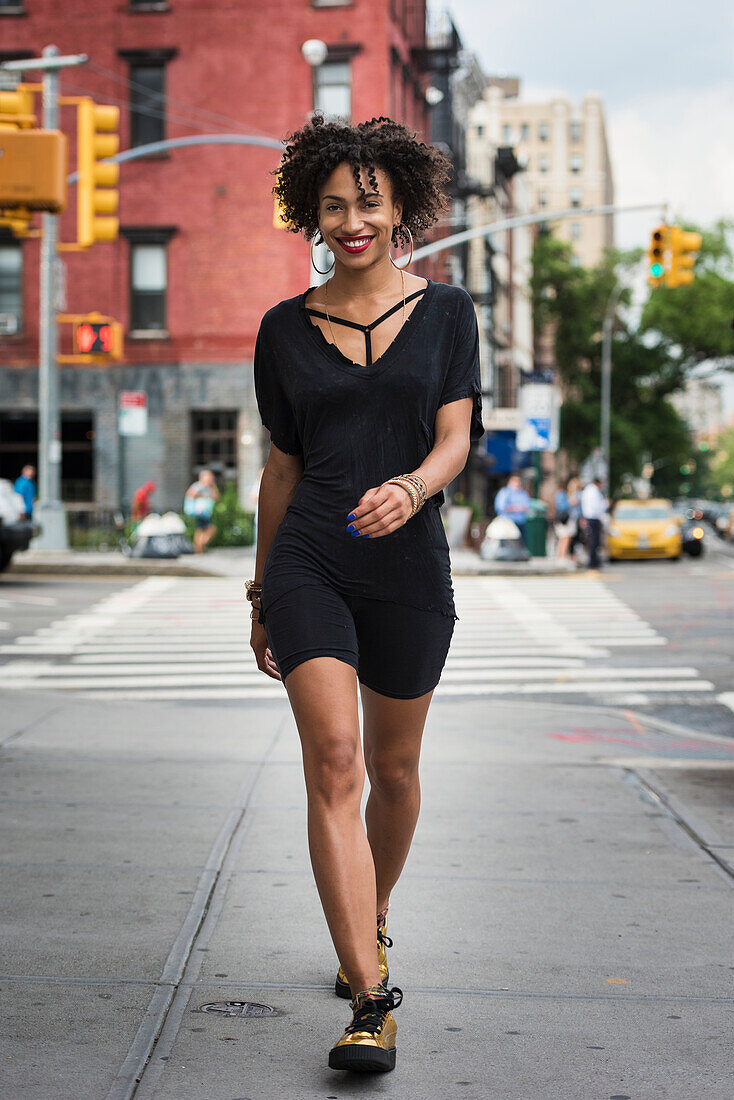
top-left (1, 47), bottom-right (89, 549)
top-left (300, 39), bottom-right (330, 286)
top-left (600, 282), bottom-right (624, 491)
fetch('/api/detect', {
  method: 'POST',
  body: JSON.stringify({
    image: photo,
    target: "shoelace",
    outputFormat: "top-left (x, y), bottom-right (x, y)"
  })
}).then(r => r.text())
top-left (377, 927), bottom-right (393, 950)
top-left (346, 987), bottom-right (403, 1036)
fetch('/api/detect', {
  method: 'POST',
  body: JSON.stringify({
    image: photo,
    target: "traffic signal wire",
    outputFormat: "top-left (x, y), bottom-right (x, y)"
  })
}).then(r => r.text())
top-left (85, 59), bottom-right (281, 142)
top-left (59, 79), bottom-right (251, 141)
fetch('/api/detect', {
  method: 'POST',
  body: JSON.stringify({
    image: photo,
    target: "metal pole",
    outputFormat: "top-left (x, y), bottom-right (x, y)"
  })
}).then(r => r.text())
top-left (600, 283), bottom-right (623, 492)
top-left (35, 43), bottom-right (68, 549)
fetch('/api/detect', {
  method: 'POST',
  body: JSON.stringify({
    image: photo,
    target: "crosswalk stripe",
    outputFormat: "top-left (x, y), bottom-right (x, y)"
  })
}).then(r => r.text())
top-left (0, 575), bottom-right (716, 705)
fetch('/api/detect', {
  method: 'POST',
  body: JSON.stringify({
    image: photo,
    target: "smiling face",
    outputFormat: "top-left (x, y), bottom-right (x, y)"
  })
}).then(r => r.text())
top-left (316, 162), bottom-right (402, 269)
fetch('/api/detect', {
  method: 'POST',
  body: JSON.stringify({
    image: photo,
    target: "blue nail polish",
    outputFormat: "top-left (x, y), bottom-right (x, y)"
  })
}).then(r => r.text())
top-left (349, 530), bottom-right (359, 537)
top-left (348, 513), bottom-right (356, 521)
top-left (347, 524), bottom-right (356, 532)
top-left (362, 533), bottom-right (370, 538)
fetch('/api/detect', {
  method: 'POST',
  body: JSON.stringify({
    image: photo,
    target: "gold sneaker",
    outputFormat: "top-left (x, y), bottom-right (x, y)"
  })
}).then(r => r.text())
top-left (335, 912), bottom-right (392, 999)
top-left (328, 985), bottom-right (403, 1073)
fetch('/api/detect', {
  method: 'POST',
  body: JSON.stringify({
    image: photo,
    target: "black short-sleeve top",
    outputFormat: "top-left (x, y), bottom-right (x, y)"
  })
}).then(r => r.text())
top-left (253, 279), bottom-right (484, 621)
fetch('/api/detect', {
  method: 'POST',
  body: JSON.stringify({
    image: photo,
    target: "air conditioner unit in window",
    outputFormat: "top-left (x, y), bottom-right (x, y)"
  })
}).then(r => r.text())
top-left (0, 313), bottom-right (19, 335)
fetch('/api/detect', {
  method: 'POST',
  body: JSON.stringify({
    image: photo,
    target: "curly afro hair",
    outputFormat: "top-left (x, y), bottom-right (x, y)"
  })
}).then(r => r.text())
top-left (273, 114), bottom-right (452, 247)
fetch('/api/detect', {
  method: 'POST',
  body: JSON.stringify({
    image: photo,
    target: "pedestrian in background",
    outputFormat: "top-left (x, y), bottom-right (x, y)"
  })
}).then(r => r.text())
top-left (494, 474), bottom-right (531, 544)
top-left (184, 469), bottom-right (219, 553)
top-left (130, 481), bottom-right (156, 524)
top-left (554, 477), bottom-right (580, 560)
top-left (13, 464), bottom-right (36, 520)
top-left (247, 115), bottom-right (481, 1073)
top-left (580, 476), bottom-right (607, 570)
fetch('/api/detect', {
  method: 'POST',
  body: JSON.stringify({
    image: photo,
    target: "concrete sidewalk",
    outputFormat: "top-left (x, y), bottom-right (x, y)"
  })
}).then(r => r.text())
top-left (8, 545), bottom-right (575, 578)
top-left (2, 690), bottom-right (733, 1099)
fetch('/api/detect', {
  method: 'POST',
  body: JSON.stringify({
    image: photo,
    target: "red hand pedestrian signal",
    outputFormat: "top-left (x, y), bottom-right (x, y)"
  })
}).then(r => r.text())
top-left (73, 320), bottom-right (114, 355)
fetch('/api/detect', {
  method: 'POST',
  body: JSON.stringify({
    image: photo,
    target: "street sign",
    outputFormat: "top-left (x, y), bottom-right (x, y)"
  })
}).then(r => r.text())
top-left (119, 390), bottom-right (147, 436)
top-left (517, 380), bottom-right (560, 452)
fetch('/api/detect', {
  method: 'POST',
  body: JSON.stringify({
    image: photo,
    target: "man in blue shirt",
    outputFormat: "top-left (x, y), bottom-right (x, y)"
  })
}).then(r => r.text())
top-left (494, 474), bottom-right (531, 543)
top-left (14, 465), bottom-right (37, 520)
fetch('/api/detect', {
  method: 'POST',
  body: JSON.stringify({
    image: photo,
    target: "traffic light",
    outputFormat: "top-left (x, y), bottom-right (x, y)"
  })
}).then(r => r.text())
top-left (73, 319), bottom-right (115, 355)
top-left (0, 86), bottom-right (36, 131)
top-left (0, 130), bottom-right (67, 212)
top-left (58, 312), bottom-right (123, 364)
top-left (667, 226), bottom-right (702, 288)
top-left (647, 225), bottom-right (668, 287)
top-left (77, 98), bottom-right (119, 248)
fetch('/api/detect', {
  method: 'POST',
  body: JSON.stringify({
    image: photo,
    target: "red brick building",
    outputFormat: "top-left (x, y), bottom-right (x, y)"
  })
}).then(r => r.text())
top-left (0, 0), bottom-right (432, 512)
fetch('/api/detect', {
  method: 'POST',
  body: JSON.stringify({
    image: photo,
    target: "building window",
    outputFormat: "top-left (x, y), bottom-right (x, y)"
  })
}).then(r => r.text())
top-left (191, 411), bottom-right (238, 483)
top-left (129, 0), bottom-right (170, 9)
top-left (569, 120), bottom-right (583, 143)
top-left (0, 1), bottom-right (26, 13)
top-left (119, 49), bottom-right (177, 148)
top-left (122, 227), bottom-right (176, 334)
top-left (476, 124), bottom-right (484, 137)
top-left (312, 0), bottom-right (353, 5)
top-left (130, 63), bottom-right (165, 147)
top-left (502, 123), bottom-right (512, 142)
top-left (314, 59), bottom-right (351, 121)
top-left (520, 123), bottom-right (529, 141)
top-left (570, 153), bottom-right (583, 173)
top-left (538, 122), bottom-right (549, 141)
top-left (538, 155), bottom-right (549, 173)
top-left (130, 243), bottom-right (167, 332)
top-left (0, 239), bottom-right (22, 335)
top-left (570, 222), bottom-right (581, 240)
top-left (537, 191), bottom-right (547, 209)
top-left (570, 187), bottom-right (582, 208)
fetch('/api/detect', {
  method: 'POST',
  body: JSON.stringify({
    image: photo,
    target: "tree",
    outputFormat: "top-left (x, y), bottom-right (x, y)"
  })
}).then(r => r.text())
top-left (640, 218), bottom-right (734, 376)
top-left (531, 231), bottom-right (694, 493)
top-left (710, 427), bottom-right (734, 497)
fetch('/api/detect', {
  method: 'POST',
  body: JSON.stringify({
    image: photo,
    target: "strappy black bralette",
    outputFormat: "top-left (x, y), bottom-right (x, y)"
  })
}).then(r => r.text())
top-left (305, 288), bottom-right (426, 366)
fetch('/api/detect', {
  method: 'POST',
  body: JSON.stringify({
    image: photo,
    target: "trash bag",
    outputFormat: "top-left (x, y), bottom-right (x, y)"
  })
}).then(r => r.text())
top-left (129, 511), bottom-right (194, 558)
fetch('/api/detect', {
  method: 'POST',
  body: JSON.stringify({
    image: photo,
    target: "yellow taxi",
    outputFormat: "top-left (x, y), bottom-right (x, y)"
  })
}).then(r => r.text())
top-left (607, 499), bottom-right (682, 561)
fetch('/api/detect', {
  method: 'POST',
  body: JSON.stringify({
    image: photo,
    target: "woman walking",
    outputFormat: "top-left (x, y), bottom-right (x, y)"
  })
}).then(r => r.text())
top-left (246, 116), bottom-right (483, 1074)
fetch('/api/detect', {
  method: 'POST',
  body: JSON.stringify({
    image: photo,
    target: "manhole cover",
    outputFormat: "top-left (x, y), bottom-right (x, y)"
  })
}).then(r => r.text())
top-left (198, 1001), bottom-right (278, 1018)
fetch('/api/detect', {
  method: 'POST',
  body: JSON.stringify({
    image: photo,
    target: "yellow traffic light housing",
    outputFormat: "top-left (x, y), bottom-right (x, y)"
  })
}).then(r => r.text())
top-left (77, 98), bottom-right (119, 248)
top-left (0, 130), bottom-right (67, 212)
top-left (0, 86), bottom-right (36, 131)
top-left (57, 312), bottom-right (124, 365)
top-left (647, 225), bottom-right (668, 287)
top-left (667, 226), bottom-right (702, 288)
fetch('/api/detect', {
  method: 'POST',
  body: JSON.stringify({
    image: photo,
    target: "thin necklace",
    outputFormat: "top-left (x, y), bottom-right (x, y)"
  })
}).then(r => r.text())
top-left (324, 267), bottom-right (406, 361)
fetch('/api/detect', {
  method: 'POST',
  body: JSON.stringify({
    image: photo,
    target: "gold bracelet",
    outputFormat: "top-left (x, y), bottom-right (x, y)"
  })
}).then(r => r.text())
top-left (245, 579), bottom-right (262, 603)
top-left (402, 473), bottom-right (427, 506)
top-left (387, 476), bottom-right (421, 517)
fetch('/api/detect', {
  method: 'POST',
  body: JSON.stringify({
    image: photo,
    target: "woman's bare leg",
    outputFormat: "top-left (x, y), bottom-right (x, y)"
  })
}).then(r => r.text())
top-left (361, 684), bottom-right (434, 915)
top-left (285, 656), bottom-right (382, 996)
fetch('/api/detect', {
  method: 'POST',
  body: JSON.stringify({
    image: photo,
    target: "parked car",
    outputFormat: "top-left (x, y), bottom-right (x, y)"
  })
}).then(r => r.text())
top-left (680, 519), bottom-right (705, 557)
top-left (0, 479), bottom-right (34, 572)
top-left (607, 499), bottom-right (682, 561)
top-left (721, 505), bottom-right (734, 542)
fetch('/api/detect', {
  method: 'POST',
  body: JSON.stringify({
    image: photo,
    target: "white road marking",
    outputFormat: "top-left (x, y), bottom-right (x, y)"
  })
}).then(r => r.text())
top-left (0, 574), bottom-right (717, 704)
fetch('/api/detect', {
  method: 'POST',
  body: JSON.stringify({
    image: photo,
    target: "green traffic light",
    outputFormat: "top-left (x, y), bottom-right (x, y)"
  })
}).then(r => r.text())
top-left (698, 440), bottom-right (710, 452)
top-left (650, 262), bottom-right (664, 278)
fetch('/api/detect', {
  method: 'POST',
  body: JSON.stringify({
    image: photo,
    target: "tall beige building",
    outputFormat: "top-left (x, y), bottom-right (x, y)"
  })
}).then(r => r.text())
top-left (474, 79), bottom-right (614, 267)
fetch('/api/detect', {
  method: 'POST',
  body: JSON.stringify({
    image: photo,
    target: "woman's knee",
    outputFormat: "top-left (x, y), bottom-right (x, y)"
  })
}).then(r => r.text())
top-left (303, 733), bottom-right (364, 806)
top-left (366, 751), bottom-right (420, 799)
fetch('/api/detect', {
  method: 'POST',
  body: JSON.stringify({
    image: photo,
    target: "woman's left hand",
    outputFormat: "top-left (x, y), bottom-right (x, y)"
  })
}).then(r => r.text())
top-left (346, 483), bottom-right (413, 538)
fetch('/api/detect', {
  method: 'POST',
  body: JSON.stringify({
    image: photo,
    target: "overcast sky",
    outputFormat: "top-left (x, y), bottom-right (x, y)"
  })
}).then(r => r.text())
top-left (440, 0), bottom-right (734, 410)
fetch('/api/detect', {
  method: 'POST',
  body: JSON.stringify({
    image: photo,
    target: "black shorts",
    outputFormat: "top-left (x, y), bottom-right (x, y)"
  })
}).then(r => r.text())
top-left (261, 582), bottom-right (455, 699)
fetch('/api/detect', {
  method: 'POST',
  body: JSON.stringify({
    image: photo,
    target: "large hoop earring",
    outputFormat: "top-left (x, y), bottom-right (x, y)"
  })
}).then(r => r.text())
top-left (310, 235), bottom-right (335, 275)
top-left (389, 224), bottom-right (413, 270)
